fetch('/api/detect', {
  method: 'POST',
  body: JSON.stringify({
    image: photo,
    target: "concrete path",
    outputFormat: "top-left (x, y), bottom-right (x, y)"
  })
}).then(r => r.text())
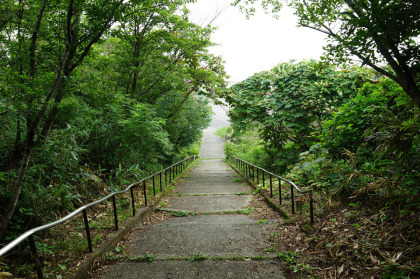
top-left (96, 103), bottom-right (285, 278)
top-left (200, 102), bottom-right (229, 159)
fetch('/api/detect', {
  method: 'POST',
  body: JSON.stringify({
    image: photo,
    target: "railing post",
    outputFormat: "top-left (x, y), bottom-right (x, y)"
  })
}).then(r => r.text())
top-left (28, 235), bottom-right (43, 279)
top-left (257, 168), bottom-right (259, 185)
top-left (82, 209), bottom-right (93, 253)
top-left (152, 175), bottom-right (156, 197)
top-left (269, 174), bottom-right (273, 197)
top-left (112, 195), bottom-right (118, 231)
top-left (291, 184), bottom-right (295, 214)
top-left (252, 166), bottom-right (255, 181)
top-left (262, 171), bottom-right (265, 188)
top-left (309, 190), bottom-right (314, 224)
top-left (159, 172), bottom-right (163, 192)
top-left (130, 187), bottom-right (135, 216)
top-left (169, 168), bottom-right (172, 183)
top-left (278, 178), bottom-right (282, 205)
top-left (143, 180), bottom-right (148, 206)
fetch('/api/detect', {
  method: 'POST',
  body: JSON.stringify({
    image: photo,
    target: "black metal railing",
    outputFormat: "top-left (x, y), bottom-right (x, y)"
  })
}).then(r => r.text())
top-left (0, 155), bottom-right (196, 279)
top-left (229, 156), bottom-right (314, 224)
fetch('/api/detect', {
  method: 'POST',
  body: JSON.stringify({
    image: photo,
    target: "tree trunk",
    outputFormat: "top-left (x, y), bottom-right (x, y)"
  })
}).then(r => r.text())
top-left (167, 88), bottom-right (195, 119)
top-left (0, 0), bottom-right (74, 240)
top-left (0, 147), bottom-right (32, 241)
top-left (400, 74), bottom-right (420, 109)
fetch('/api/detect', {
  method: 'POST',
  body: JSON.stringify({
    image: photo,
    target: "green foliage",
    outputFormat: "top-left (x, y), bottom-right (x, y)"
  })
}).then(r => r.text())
top-left (278, 251), bottom-right (312, 274)
top-left (226, 60), bottom-right (368, 174)
top-left (237, 206), bottom-right (255, 214)
top-left (156, 93), bottom-right (212, 154)
top-left (288, 78), bottom-right (420, 199)
top-left (224, 126), bottom-right (270, 168)
top-left (0, 0), bottom-right (225, 243)
top-left (215, 127), bottom-right (229, 139)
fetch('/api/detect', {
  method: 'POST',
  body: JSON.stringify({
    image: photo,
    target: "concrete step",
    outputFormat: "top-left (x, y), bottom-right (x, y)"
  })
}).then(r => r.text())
top-left (161, 195), bottom-right (253, 212)
top-left (98, 260), bottom-right (285, 279)
top-left (125, 215), bottom-right (275, 258)
top-left (173, 184), bottom-right (248, 195)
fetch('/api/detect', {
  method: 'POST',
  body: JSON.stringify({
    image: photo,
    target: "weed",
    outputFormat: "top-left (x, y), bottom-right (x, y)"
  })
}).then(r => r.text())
top-left (257, 219), bottom-right (269, 224)
top-left (278, 251), bottom-right (298, 265)
top-left (237, 206), bottom-right (255, 214)
top-left (278, 251), bottom-right (312, 274)
top-left (169, 211), bottom-right (190, 217)
top-left (188, 253), bottom-right (207, 262)
top-left (129, 253), bottom-right (155, 262)
top-left (255, 255), bottom-right (264, 261)
top-left (234, 191), bottom-right (247, 195)
top-left (105, 252), bottom-right (123, 261)
top-left (35, 241), bottom-right (55, 255)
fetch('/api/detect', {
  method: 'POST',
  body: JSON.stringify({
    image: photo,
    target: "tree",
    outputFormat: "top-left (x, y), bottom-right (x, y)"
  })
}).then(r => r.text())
top-left (0, 0), bottom-right (227, 242)
top-left (226, 60), bottom-right (369, 172)
top-left (232, 0), bottom-right (420, 108)
top-left (0, 0), bottom-right (125, 240)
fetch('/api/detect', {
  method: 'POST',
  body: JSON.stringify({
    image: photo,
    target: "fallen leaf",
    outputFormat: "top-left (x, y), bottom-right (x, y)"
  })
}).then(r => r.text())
top-left (338, 264), bottom-right (344, 275)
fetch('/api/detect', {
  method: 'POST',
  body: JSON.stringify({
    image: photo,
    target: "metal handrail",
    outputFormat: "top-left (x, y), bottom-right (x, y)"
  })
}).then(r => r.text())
top-left (229, 155), bottom-right (314, 224)
top-left (0, 155), bottom-right (196, 278)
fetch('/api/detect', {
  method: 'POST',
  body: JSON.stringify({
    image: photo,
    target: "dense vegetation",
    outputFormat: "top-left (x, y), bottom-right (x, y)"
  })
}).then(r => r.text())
top-left (0, 0), bottom-right (227, 242)
top-left (225, 3), bottom-right (420, 275)
top-left (224, 61), bottom-right (420, 277)
top-left (226, 59), bottom-right (419, 196)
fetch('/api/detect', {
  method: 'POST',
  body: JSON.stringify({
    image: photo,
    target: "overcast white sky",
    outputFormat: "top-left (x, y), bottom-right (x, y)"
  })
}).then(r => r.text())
top-left (187, 0), bottom-right (328, 85)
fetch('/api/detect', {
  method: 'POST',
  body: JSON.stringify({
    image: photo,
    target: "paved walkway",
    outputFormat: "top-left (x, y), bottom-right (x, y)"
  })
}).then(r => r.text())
top-left (96, 104), bottom-right (284, 278)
